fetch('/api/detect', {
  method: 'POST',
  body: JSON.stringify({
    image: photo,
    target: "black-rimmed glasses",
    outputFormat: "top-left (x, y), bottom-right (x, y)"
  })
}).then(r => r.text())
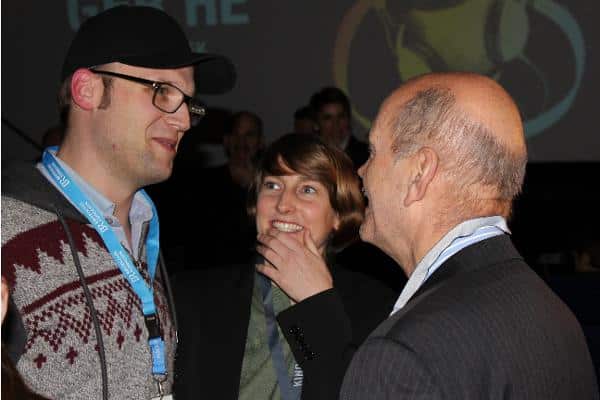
top-left (90, 69), bottom-right (206, 118)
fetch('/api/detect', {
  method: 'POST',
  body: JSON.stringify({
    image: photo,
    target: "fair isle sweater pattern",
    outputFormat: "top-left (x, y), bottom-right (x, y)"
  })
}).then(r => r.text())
top-left (1, 195), bottom-right (175, 400)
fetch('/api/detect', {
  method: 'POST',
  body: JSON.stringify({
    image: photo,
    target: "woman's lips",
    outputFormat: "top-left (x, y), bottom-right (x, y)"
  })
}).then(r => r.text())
top-left (271, 220), bottom-right (304, 233)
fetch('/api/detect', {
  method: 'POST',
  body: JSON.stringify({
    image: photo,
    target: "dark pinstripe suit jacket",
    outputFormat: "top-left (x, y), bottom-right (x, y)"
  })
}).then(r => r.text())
top-left (341, 235), bottom-right (599, 399)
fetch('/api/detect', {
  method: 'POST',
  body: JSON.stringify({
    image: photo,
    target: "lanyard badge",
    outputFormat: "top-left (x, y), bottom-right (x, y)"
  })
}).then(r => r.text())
top-left (41, 148), bottom-right (167, 380)
top-left (257, 274), bottom-right (303, 400)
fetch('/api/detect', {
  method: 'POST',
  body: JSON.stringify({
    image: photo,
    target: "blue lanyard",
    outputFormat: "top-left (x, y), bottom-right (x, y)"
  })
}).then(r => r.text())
top-left (257, 274), bottom-right (302, 400)
top-left (41, 148), bottom-right (166, 377)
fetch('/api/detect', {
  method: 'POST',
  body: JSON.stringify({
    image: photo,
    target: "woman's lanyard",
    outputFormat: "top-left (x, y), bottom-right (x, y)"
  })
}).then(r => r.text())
top-left (41, 148), bottom-right (167, 382)
top-left (257, 274), bottom-right (303, 400)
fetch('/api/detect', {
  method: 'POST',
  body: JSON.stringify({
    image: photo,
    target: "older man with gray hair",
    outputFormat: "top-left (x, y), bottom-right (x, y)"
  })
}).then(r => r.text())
top-left (340, 72), bottom-right (598, 399)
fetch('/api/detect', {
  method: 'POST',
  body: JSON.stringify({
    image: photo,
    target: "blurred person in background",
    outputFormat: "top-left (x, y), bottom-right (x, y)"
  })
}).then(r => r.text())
top-left (293, 105), bottom-right (316, 135)
top-left (309, 87), bottom-right (368, 169)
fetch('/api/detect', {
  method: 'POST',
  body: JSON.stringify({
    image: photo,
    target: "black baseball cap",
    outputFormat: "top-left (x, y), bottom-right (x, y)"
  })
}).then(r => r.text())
top-left (61, 6), bottom-right (236, 94)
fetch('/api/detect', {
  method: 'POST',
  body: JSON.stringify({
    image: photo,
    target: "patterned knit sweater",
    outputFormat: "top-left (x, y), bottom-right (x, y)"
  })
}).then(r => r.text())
top-left (1, 164), bottom-right (176, 400)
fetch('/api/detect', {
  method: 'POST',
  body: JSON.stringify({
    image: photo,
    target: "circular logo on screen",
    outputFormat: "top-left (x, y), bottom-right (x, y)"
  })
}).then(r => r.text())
top-left (333, 0), bottom-right (585, 138)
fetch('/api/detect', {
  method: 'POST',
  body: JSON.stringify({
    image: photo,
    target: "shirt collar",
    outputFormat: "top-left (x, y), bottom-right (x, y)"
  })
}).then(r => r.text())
top-left (36, 149), bottom-right (153, 224)
top-left (390, 216), bottom-right (509, 315)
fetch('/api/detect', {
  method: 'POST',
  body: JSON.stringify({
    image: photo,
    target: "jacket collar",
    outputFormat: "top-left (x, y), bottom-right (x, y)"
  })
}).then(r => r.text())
top-left (2, 161), bottom-right (86, 223)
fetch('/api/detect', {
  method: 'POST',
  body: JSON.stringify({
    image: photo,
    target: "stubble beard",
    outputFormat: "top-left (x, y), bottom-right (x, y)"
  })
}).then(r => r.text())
top-left (137, 150), bottom-right (174, 187)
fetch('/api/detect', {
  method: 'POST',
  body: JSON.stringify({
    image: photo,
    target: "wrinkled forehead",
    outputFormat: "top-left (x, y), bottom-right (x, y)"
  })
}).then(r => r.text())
top-left (368, 96), bottom-right (402, 143)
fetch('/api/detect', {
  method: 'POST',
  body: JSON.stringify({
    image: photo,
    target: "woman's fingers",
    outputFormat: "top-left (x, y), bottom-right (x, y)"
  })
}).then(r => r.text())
top-left (264, 228), bottom-right (305, 253)
top-left (303, 229), bottom-right (320, 256)
top-left (257, 229), bottom-right (305, 267)
top-left (256, 262), bottom-right (280, 282)
top-left (256, 229), bottom-right (333, 303)
top-left (257, 231), bottom-right (295, 254)
top-left (256, 242), bottom-right (284, 268)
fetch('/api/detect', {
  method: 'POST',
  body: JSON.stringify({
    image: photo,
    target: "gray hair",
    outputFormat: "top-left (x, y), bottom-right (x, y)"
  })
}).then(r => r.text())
top-left (390, 86), bottom-right (527, 215)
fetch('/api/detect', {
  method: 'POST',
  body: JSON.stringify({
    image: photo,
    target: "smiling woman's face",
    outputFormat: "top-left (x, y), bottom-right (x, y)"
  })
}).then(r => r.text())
top-left (256, 172), bottom-right (340, 256)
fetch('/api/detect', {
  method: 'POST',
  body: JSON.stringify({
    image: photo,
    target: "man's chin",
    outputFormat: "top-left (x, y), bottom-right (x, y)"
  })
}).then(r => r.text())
top-left (141, 164), bottom-right (173, 187)
top-left (358, 224), bottom-right (374, 244)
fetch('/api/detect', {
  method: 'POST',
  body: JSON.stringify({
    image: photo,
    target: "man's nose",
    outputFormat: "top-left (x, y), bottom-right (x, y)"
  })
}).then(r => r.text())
top-left (358, 161), bottom-right (367, 178)
top-left (166, 103), bottom-right (191, 132)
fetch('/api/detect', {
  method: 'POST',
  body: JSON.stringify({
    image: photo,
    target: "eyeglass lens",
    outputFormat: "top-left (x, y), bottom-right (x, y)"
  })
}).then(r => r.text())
top-left (152, 83), bottom-right (205, 117)
top-left (153, 84), bottom-right (182, 113)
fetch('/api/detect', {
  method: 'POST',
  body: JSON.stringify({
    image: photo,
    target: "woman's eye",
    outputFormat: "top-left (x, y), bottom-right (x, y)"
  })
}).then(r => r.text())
top-left (301, 185), bottom-right (316, 194)
top-left (263, 181), bottom-right (280, 190)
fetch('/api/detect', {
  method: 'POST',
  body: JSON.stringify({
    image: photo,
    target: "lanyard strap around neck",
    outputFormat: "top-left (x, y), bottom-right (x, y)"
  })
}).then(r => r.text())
top-left (41, 147), bottom-right (166, 376)
top-left (257, 274), bottom-right (302, 400)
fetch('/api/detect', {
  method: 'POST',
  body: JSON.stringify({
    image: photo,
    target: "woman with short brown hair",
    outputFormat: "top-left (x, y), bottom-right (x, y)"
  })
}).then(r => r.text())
top-left (174, 133), bottom-right (397, 400)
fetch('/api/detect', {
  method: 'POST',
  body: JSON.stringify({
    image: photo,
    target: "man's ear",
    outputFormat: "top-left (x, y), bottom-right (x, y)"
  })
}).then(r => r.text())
top-left (404, 146), bottom-right (439, 206)
top-left (70, 68), bottom-right (101, 111)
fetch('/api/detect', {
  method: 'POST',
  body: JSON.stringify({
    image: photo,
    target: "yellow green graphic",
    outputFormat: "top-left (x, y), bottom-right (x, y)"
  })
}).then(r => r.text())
top-left (334, 0), bottom-right (585, 138)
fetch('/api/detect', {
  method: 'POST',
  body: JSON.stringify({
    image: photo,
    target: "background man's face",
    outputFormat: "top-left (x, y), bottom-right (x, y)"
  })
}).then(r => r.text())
top-left (294, 117), bottom-right (316, 134)
top-left (316, 102), bottom-right (350, 148)
top-left (225, 115), bottom-right (262, 163)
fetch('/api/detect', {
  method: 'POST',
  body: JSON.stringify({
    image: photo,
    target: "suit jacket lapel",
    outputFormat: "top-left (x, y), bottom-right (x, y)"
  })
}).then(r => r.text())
top-left (377, 235), bottom-right (522, 334)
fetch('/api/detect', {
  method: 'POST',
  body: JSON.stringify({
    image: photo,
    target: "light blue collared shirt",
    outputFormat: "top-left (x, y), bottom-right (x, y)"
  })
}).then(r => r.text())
top-left (391, 216), bottom-right (510, 315)
top-left (37, 151), bottom-right (153, 261)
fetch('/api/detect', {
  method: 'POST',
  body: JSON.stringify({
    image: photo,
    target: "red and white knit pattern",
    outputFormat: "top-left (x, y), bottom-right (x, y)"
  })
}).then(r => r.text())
top-left (2, 196), bottom-right (175, 400)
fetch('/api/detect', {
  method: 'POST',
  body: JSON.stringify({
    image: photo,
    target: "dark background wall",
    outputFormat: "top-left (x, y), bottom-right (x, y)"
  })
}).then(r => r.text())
top-left (2, 0), bottom-right (599, 278)
top-left (2, 0), bottom-right (599, 162)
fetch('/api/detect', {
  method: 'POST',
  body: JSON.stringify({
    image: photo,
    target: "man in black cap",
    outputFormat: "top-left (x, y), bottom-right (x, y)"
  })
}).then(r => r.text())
top-left (1, 6), bottom-right (235, 400)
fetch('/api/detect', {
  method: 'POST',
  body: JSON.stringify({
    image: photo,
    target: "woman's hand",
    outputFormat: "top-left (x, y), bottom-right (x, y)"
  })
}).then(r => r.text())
top-left (256, 228), bottom-right (333, 303)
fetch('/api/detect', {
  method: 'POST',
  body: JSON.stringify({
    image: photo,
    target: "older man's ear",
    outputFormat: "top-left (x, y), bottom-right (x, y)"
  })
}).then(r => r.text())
top-left (403, 146), bottom-right (439, 207)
